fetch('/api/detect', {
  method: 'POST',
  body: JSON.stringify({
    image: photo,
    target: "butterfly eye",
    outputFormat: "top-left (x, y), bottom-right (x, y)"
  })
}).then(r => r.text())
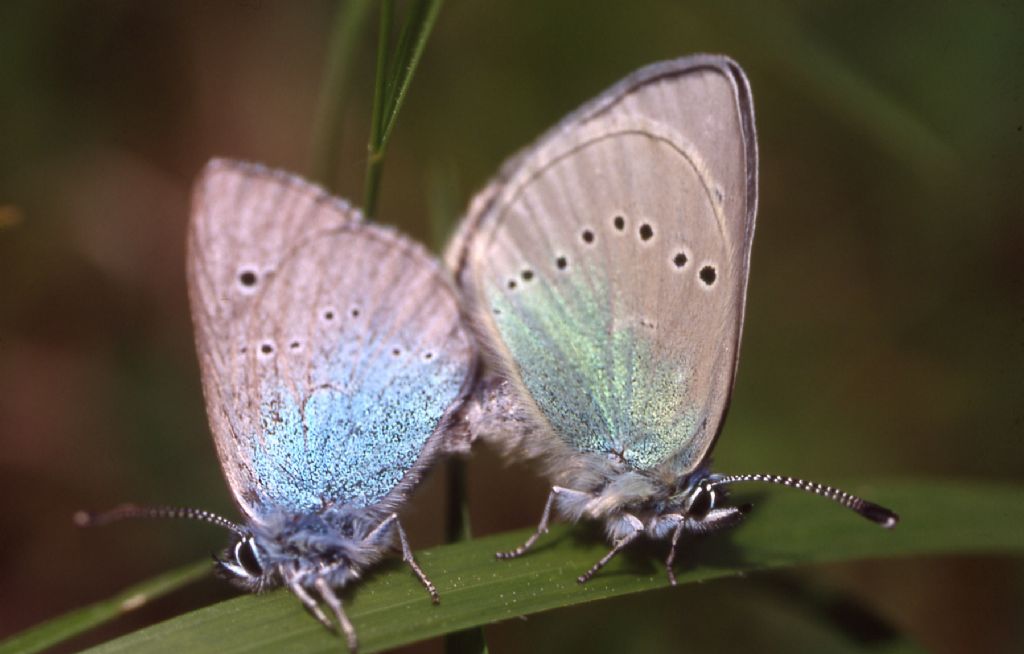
top-left (687, 486), bottom-right (716, 519)
top-left (234, 538), bottom-right (263, 577)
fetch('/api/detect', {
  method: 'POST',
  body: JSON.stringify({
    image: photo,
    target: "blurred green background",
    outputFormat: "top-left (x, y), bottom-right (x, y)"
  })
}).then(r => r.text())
top-left (1, 1), bottom-right (1022, 652)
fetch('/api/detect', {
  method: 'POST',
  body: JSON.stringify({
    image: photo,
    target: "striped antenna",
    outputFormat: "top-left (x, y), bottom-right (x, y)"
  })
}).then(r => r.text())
top-left (73, 504), bottom-right (247, 537)
top-left (710, 474), bottom-right (899, 528)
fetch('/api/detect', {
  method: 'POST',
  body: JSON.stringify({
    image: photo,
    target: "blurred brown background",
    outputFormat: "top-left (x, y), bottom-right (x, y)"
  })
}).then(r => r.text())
top-left (1, 1), bottom-right (1022, 652)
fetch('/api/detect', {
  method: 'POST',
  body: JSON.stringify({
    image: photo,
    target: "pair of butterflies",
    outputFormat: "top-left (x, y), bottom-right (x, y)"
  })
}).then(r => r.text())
top-left (79, 55), bottom-right (897, 652)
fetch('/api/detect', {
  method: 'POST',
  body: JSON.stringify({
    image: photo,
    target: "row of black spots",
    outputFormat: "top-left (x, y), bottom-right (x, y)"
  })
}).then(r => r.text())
top-left (505, 253), bottom-right (715, 290)
top-left (609, 214), bottom-right (654, 242)
top-left (506, 254), bottom-right (571, 290)
top-left (668, 249), bottom-right (717, 287)
top-left (248, 338), bottom-right (436, 363)
top-left (390, 346), bottom-right (437, 362)
top-left (251, 338), bottom-right (307, 359)
top-left (320, 306), bottom-right (361, 322)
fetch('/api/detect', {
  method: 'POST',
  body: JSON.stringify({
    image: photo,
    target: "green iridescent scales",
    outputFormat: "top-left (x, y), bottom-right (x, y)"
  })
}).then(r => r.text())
top-left (464, 110), bottom-right (744, 480)
top-left (487, 269), bottom-right (700, 472)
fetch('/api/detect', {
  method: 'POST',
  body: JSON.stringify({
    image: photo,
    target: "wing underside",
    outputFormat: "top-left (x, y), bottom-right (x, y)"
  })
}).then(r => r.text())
top-left (189, 161), bottom-right (474, 519)
top-left (453, 56), bottom-right (757, 478)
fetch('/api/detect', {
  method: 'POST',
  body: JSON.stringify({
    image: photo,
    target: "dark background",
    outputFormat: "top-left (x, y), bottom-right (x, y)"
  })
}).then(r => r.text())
top-left (1, 2), bottom-right (1022, 652)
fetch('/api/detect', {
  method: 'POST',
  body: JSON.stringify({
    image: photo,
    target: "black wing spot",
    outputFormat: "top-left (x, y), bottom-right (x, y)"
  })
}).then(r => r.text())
top-left (673, 252), bottom-right (688, 268)
top-left (582, 229), bottom-right (595, 244)
top-left (238, 270), bottom-right (258, 288)
top-left (351, 307), bottom-right (361, 318)
top-left (521, 269), bottom-right (534, 282)
top-left (639, 223), bottom-right (653, 241)
top-left (289, 340), bottom-right (301, 350)
top-left (613, 215), bottom-right (625, 231)
top-left (323, 309), bottom-right (335, 321)
top-left (424, 352), bottom-right (434, 360)
top-left (556, 256), bottom-right (567, 270)
top-left (260, 342), bottom-right (274, 354)
top-left (392, 348), bottom-right (401, 356)
top-left (699, 265), bottom-right (717, 286)
top-left (507, 279), bottom-right (517, 290)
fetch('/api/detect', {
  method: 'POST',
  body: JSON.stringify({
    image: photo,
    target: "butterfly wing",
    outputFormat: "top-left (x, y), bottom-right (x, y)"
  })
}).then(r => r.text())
top-left (189, 160), bottom-right (474, 520)
top-left (449, 56), bottom-right (757, 479)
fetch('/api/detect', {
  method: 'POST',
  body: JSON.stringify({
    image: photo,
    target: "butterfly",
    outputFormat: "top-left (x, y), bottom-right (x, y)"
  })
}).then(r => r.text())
top-left (77, 159), bottom-right (476, 651)
top-left (445, 54), bottom-right (898, 585)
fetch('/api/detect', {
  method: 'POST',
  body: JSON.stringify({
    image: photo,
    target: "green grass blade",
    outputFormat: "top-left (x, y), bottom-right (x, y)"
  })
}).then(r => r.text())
top-left (14, 479), bottom-right (1016, 654)
top-left (363, 0), bottom-right (442, 218)
top-left (0, 560), bottom-right (210, 654)
top-left (379, 0), bottom-right (442, 143)
top-left (362, 0), bottom-right (394, 218)
top-left (308, 0), bottom-right (374, 190)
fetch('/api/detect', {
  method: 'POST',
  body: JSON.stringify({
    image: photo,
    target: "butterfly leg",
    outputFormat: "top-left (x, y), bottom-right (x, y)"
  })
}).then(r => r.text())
top-left (394, 516), bottom-right (440, 604)
top-left (314, 577), bottom-right (358, 653)
top-left (497, 486), bottom-right (589, 559)
top-left (577, 514), bottom-right (643, 584)
top-left (288, 580), bottom-right (333, 631)
top-left (665, 520), bottom-right (686, 586)
top-left (363, 513), bottom-right (439, 604)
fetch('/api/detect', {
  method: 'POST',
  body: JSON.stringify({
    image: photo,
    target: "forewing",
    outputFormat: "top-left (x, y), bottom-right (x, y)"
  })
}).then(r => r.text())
top-left (189, 160), bottom-right (473, 520)
top-left (451, 56), bottom-right (757, 477)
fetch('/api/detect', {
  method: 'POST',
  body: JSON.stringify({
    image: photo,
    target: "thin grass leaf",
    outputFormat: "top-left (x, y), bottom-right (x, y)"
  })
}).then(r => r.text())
top-left (309, 0), bottom-right (374, 190)
top-left (0, 560), bottom-right (210, 654)
top-left (12, 479), bottom-right (1019, 654)
top-left (362, 0), bottom-right (394, 218)
top-left (363, 0), bottom-right (443, 217)
top-left (379, 0), bottom-right (442, 141)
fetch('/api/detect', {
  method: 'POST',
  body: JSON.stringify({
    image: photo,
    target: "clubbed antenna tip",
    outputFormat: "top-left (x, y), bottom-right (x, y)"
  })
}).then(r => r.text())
top-left (858, 500), bottom-right (900, 528)
top-left (711, 473), bottom-right (899, 528)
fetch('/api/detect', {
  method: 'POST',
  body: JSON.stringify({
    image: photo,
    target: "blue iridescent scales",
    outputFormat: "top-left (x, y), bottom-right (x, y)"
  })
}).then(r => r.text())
top-left (447, 54), bottom-right (898, 585)
top-left (185, 159), bottom-right (475, 648)
top-left (189, 161), bottom-right (473, 520)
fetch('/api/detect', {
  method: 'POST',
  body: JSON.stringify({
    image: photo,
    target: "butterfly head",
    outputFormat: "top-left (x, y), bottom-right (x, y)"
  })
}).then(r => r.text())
top-left (676, 477), bottom-right (721, 519)
top-left (653, 471), bottom-right (750, 532)
top-left (219, 507), bottom-right (392, 593)
top-left (215, 532), bottom-right (272, 590)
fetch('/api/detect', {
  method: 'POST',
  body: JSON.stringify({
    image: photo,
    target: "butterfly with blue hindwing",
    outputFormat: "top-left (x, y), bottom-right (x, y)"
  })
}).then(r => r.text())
top-left (76, 159), bottom-right (476, 651)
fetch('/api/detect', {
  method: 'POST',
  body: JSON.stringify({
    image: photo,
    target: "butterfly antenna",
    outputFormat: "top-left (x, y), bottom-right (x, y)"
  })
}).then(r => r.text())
top-left (710, 474), bottom-right (899, 528)
top-left (73, 504), bottom-right (247, 537)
